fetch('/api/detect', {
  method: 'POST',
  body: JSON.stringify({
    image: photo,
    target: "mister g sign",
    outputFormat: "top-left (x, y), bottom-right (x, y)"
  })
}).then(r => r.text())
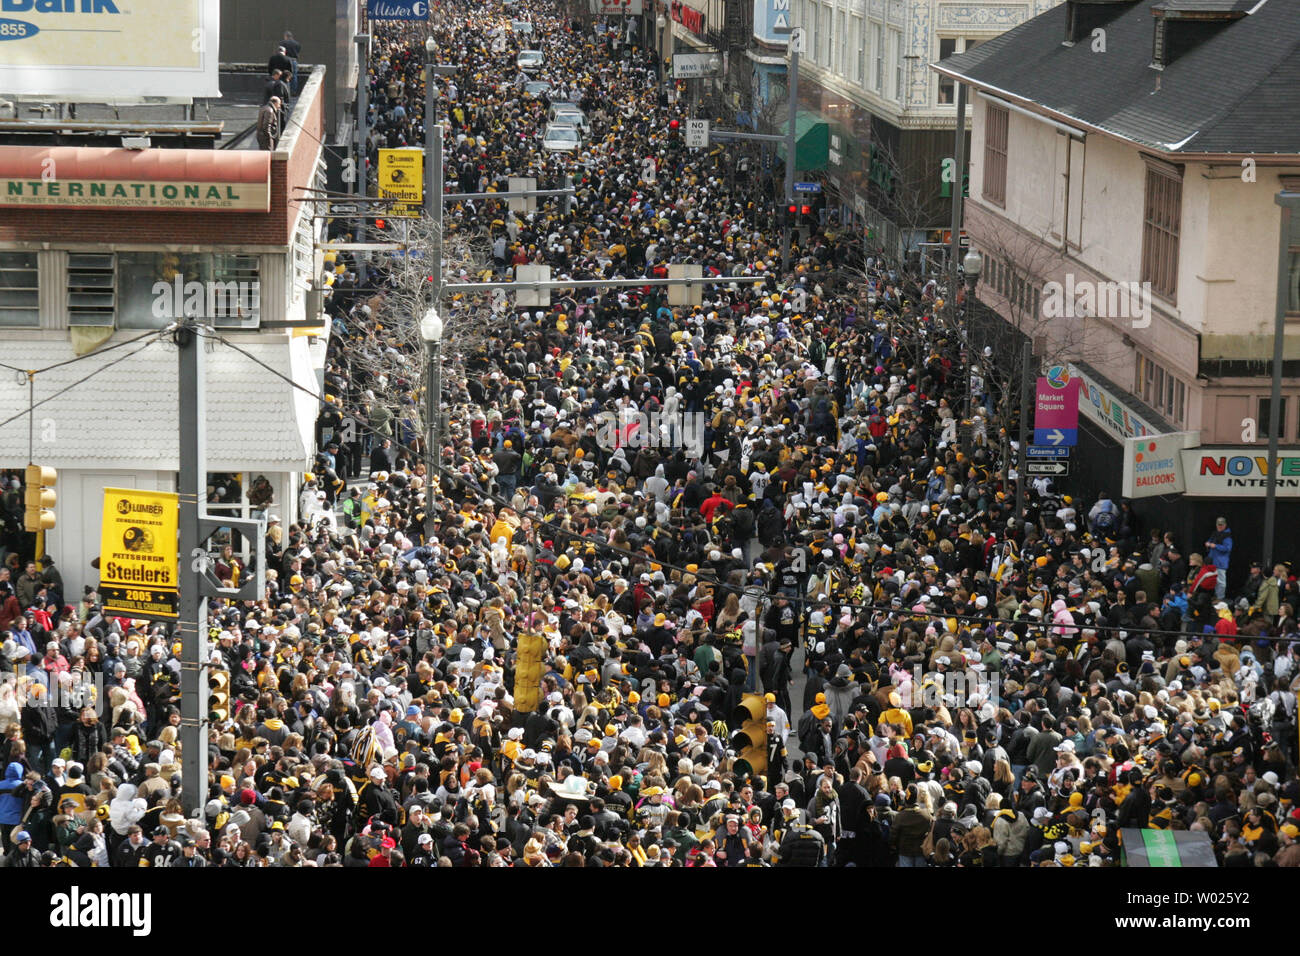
top-left (368, 0), bottom-right (429, 19)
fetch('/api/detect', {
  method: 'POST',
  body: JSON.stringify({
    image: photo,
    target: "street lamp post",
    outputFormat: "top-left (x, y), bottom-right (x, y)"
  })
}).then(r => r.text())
top-left (962, 249), bottom-right (982, 422)
top-left (657, 13), bottom-right (667, 81)
top-left (420, 307), bottom-right (444, 470)
top-left (425, 37), bottom-right (444, 307)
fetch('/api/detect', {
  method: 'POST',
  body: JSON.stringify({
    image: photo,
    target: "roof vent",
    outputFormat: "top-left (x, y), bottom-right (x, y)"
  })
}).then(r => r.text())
top-left (1150, 1), bottom-right (1250, 70)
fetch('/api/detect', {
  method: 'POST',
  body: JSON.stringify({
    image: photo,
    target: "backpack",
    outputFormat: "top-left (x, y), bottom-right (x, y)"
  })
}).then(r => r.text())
top-left (1093, 502), bottom-right (1116, 532)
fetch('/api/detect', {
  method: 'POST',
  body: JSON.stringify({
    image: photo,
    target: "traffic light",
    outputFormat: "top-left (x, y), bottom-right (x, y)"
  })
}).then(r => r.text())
top-left (669, 119), bottom-right (679, 131)
top-left (800, 204), bottom-right (812, 217)
top-left (373, 217), bottom-right (387, 230)
top-left (209, 669), bottom-right (230, 724)
top-left (730, 692), bottom-right (768, 775)
top-left (513, 630), bottom-right (547, 713)
top-left (24, 464), bottom-right (56, 532)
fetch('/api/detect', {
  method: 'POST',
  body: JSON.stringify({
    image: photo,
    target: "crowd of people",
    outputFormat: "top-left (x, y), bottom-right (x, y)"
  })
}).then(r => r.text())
top-left (0, 0), bottom-right (1296, 869)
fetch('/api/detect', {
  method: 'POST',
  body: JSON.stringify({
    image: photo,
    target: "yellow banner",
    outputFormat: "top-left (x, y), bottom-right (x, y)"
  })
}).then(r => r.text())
top-left (99, 488), bottom-right (179, 620)
top-left (0, 179), bottom-right (270, 212)
top-left (378, 147), bottom-right (424, 218)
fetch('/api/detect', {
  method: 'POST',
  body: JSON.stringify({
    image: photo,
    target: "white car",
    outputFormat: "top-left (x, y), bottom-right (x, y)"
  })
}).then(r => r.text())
top-left (548, 105), bottom-right (589, 136)
top-left (516, 49), bottom-right (544, 72)
top-left (541, 123), bottom-right (582, 152)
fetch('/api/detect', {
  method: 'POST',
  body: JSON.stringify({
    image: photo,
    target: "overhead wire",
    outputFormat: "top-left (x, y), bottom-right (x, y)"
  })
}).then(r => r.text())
top-left (0, 332), bottom-right (168, 436)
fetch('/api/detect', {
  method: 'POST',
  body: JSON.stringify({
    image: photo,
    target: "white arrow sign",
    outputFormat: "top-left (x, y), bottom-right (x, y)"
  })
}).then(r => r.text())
top-left (1047, 428), bottom-right (1065, 445)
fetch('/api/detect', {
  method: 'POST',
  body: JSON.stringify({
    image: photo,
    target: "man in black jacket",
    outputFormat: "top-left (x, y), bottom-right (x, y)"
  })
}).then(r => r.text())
top-left (20, 691), bottom-right (56, 774)
top-left (4, 830), bottom-right (40, 867)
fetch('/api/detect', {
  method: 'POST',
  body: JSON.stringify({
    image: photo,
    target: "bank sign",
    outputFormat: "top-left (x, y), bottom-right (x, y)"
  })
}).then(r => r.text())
top-left (0, 0), bottom-right (219, 100)
top-left (753, 0), bottom-right (792, 44)
top-left (1180, 448), bottom-right (1300, 497)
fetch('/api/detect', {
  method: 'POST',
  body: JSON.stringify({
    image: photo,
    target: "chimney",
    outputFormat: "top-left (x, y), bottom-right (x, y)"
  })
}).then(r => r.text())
top-left (1149, 2), bottom-right (1248, 70)
top-left (1062, 0), bottom-right (1138, 46)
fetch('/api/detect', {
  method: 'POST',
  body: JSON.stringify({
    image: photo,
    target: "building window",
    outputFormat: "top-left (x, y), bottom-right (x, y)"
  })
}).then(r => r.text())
top-left (118, 252), bottom-right (260, 329)
top-left (892, 30), bottom-right (903, 100)
top-left (1135, 353), bottom-right (1186, 426)
top-left (820, 4), bottom-right (831, 64)
top-left (937, 38), bottom-right (957, 103)
top-left (983, 103), bottom-right (1008, 207)
top-left (1259, 397), bottom-right (1288, 440)
top-left (0, 251), bottom-right (39, 327)
top-left (853, 16), bottom-right (864, 85)
top-left (67, 253), bottom-right (115, 326)
top-left (837, 10), bottom-right (846, 74)
top-left (1141, 163), bottom-right (1182, 302)
top-left (872, 23), bottom-right (883, 92)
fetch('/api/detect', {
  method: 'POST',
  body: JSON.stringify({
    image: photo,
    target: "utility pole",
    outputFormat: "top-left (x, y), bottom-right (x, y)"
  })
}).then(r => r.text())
top-left (175, 321), bottom-right (267, 816)
top-left (1262, 190), bottom-right (1300, 569)
top-left (355, 33), bottom-right (371, 286)
top-left (949, 81), bottom-right (967, 361)
top-left (1013, 339), bottom-right (1033, 527)
top-left (175, 322), bottom-right (206, 818)
top-left (779, 25), bottom-right (800, 273)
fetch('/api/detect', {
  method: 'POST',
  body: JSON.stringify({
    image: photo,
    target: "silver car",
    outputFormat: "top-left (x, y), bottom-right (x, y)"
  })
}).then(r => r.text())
top-left (541, 123), bottom-right (582, 152)
top-left (516, 49), bottom-right (544, 72)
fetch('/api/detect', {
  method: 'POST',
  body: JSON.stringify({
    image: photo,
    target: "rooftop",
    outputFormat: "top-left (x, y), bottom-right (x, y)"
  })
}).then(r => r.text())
top-left (0, 64), bottom-right (321, 152)
top-left (935, 0), bottom-right (1300, 155)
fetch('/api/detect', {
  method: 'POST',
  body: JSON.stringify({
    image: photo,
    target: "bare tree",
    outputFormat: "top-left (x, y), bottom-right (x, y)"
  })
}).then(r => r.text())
top-left (964, 221), bottom-right (1124, 483)
top-left (349, 215), bottom-right (494, 459)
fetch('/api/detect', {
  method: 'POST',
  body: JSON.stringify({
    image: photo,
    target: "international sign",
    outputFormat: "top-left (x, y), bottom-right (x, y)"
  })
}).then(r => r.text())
top-left (0, 0), bottom-right (219, 100)
top-left (1180, 448), bottom-right (1300, 498)
top-left (377, 148), bottom-right (424, 218)
top-left (1033, 364), bottom-right (1079, 448)
top-left (367, 0), bottom-right (430, 19)
top-left (0, 178), bottom-right (270, 212)
top-left (99, 488), bottom-right (179, 620)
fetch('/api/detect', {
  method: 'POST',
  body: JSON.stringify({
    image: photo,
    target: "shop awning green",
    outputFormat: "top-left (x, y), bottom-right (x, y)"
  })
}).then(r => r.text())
top-left (775, 110), bottom-right (830, 172)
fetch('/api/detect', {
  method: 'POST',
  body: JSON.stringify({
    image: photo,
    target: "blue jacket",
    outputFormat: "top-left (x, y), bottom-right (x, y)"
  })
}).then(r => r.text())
top-left (0, 762), bottom-right (27, 825)
top-left (1207, 528), bottom-right (1232, 570)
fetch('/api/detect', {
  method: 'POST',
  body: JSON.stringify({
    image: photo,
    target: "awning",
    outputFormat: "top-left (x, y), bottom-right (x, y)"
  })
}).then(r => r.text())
top-left (775, 110), bottom-right (830, 172)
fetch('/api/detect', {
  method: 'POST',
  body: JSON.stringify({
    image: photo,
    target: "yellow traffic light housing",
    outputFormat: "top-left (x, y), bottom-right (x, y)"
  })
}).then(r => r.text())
top-left (24, 464), bottom-right (56, 531)
top-left (209, 669), bottom-right (231, 723)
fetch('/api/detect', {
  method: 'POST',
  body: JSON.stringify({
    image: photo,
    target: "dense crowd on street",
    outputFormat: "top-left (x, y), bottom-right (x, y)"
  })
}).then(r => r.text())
top-left (0, 0), bottom-right (1296, 868)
